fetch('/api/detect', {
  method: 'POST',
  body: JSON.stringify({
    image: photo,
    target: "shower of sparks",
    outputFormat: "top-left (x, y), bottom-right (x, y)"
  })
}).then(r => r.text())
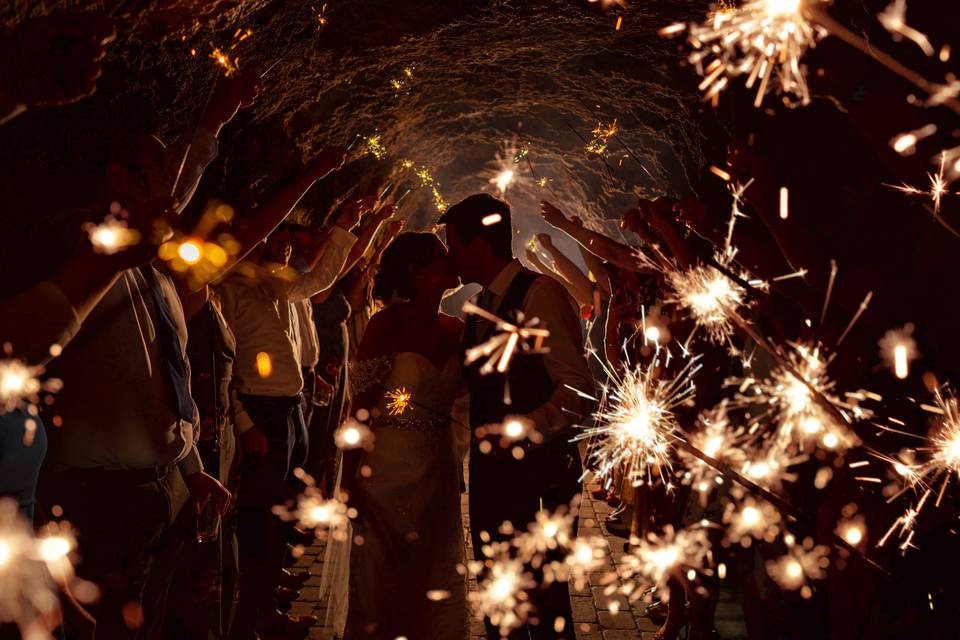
top-left (619, 525), bottom-right (711, 603)
top-left (574, 353), bottom-right (700, 487)
top-left (731, 341), bottom-right (866, 453)
top-left (333, 417), bottom-right (375, 450)
top-left (535, 176), bottom-right (551, 188)
top-left (680, 401), bottom-right (745, 498)
top-left (84, 214), bottom-right (141, 255)
top-left (723, 495), bottom-right (782, 546)
top-left (390, 66), bottom-right (415, 94)
top-left (885, 151), bottom-right (952, 214)
top-left (0, 359), bottom-right (43, 413)
top-left (0, 499), bottom-right (89, 637)
top-left (877, 0), bottom-right (934, 57)
top-left (462, 302), bottom-right (550, 375)
top-left (878, 324), bottom-right (919, 380)
top-left (665, 264), bottom-right (746, 345)
top-left (365, 133), bottom-right (387, 160)
top-left (273, 469), bottom-right (355, 542)
top-left (385, 387), bottom-right (412, 416)
top-left (465, 542), bottom-right (536, 636)
top-left (879, 387), bottom-right (960, 552)
top-left (765, 536), bottom-right (830, 598)
top-left (585, 119), bottom-right (618, 156)
top-left (740, 443), bottom-right (805, 493)
top-left (889, 124), bottom-right (937, 156)
top-left (661, 0), bottom-right (825, 107)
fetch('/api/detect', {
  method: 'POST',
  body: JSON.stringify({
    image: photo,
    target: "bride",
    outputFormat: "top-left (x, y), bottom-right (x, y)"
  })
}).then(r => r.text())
top-left (339, 231), bottom-right (470, 639)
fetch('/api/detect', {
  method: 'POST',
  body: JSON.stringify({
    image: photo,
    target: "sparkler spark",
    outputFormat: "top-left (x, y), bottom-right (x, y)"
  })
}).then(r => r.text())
top-left (723, 496), bottom-right (781, 546)
top-left (878, 324), bottom-right (919, 379)
top-left (462, 302), bottom-right (550, 376)
top-left (483, 140), bottom-right (531, 196)
top-left (575, 354), bottom-right (700, 487)
top-left (889, 124), bottom-right (937, 156)
top-left (585, 119), bottom-right (618, 156)
top-left (662, 0), bottom-right (826, 107)
top-left (680, 402), bottom-right (744, 498)
top-left (666, 264), bottom-right (746, 345)
top-left (209, 47), bottom-right (239, 76)
top-left (365, 133), bottom-right (387, 160)
top-left (877, 0), bottom-right (934, 57)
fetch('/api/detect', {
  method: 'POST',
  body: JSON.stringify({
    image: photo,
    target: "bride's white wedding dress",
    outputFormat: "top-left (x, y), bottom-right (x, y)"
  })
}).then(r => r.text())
top-left (337, 351), bottom-right (469, 640)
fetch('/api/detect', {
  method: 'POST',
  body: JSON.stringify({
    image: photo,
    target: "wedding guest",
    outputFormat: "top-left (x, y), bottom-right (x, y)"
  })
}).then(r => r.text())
top-left (216, 203), bottom-right (359, 639)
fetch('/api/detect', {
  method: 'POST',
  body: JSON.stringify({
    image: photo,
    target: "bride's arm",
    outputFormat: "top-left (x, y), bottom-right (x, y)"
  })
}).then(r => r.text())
top-left (340, 312), bottom-right (393, 499)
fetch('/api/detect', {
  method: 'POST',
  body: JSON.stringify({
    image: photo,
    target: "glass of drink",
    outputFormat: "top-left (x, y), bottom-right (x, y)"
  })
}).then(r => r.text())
top-left (196, 499), bottom-right (221, 543)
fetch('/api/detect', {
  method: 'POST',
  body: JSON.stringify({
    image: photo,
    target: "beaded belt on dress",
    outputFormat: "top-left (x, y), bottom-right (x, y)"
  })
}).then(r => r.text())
top-left (372, 414), bottom-right (450, 431)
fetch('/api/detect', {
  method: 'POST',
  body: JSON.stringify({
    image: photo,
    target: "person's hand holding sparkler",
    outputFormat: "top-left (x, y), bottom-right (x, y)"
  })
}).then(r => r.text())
top-left (199, 71), bottom-right (261, 134)
top-left (0, 12), bottom-right (115, 122)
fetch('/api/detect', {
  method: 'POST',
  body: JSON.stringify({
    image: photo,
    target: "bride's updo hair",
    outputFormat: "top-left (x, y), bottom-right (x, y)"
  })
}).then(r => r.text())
top-left (372, 232), bottom-right (439, 302)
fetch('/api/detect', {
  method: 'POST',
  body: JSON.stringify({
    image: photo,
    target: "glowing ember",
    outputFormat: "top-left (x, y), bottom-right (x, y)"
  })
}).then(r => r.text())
top-left (889, 124), bottom-right (937, 156)
top-left (0, 360), bottom-right (42, 413)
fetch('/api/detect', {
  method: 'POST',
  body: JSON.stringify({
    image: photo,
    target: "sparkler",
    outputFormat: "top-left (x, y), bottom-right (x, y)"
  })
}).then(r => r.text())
top-left (465, 542), bottom-right (536, 636)
top-left (585, 119), bottom-right (618, 156)
top-left (765, 535), bottom-right (830, 598)
top-left (512, 507), bottom-right (576, 563)
top-left (157, 232), bottom-right (240, 286)
top-left (877, 0), bottom-right (934, 57)
top-left (483, 140), bottom-right (531, 196)
top-left (731, 341), bottom-right (865, 453)
top-left (462, 301), bottom-right (550, 376)
top-left (680, 401), bottom-right (744, 498)
top-left (878, 324), bottom-right (919, 379)
top-left (272, 469), bottom-right (355, 541)
top-left (84, 208), bottom-right (141, 255)
top-left (885, 151), bottom-right (952, 214)
top-left (385, 387), bottom-right (412, 415)
top-left (878, 386), bottom-right (960, 552)
top-left (0, 499), bottom-right (88, 638)
top-left (365, 133), bottom-right (387, 160)
top-left (665, 264), bottom-right (747, 346)
top-left (574, 353), bottom-right (700, 487)
top-left (554, 536), bottom-right (608, 590)
top-left (618, 525), bottom-right (711, 603)
top-left (723, 496), bottom-right (782, 546)
top-left (333, 417), bottom-right (375, 450)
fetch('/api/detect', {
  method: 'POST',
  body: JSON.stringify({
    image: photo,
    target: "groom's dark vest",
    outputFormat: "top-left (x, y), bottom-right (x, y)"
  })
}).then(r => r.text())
top-left (463, 269), bottom-right (581, 535)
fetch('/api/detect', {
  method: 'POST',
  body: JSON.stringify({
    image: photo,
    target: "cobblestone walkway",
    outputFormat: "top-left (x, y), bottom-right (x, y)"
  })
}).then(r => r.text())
top-left (295, 458), bottom-right (746, 639)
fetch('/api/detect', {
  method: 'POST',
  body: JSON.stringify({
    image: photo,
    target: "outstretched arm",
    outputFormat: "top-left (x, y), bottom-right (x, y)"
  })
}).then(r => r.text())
top-left (538, 201), bottom-right (641, 271)
top-left (535, 233), bottom-right (594, 308)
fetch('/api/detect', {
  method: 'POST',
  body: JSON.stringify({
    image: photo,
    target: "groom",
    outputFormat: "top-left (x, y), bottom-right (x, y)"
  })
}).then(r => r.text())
top-left (439, 194), bottom-right (595, 639)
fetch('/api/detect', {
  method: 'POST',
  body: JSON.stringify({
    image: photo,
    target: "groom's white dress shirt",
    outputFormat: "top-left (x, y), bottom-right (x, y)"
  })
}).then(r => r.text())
top-left (480, 259), bottom-right (595, 439)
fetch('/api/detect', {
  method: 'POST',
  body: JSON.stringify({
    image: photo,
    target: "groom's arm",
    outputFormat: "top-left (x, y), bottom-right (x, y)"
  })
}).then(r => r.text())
top-left (521, 277), bottom-right (596, 442)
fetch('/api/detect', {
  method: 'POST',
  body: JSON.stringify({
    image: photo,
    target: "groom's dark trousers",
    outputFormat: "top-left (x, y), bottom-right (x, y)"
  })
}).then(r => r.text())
top-left (465, 270), bottom-right (583, 639)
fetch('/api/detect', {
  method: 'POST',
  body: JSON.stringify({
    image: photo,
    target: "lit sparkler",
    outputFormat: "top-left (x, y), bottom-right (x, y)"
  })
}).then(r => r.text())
top-left (84, 210), bottom-right (141, 255)
top-left (765, 535), bottom-right (829, 598)
top-left (731, 341), bottom-right (865, 453)
top-left (574, 354), bottom-right (700, 486)
top-left (333, 417), bottom-right (375, 450)
top-left (553, 536), bottom-right (608, 590)
top-left (723, 495), bottom-right (782, 546)
top-left (385, 387), bottom-right (412, 416)
top-left (465, 542), bottom-right (536, 636)
top-left (680, 401), bottom-right (745, 498)
top-left (157, 232), bottom-right (239, 286)
top-left (885, 151), bottom-right (952, 214)
top-left (878, 386), bottom-right (960, 552)
top-left (483, 140), bottom-right (531, 196)
top-left (272, 469), bottom-right (355, 541)
top-left (878, 324), bottom-right (919, 380)
top-left (661, 0), bottom-right (826, 107)
top-left (365, 133), bottom-right (387, 160)
top-left (462, 301), bottom-right (550, 376)
top-left (585, 119), bottom-right (618, 156)
top-left (619, 525), bottom-right (711, 602)
top-left (0, 499), bottom-right (88, 637)
top-left (209, 47), bottom-right (240, 77)
top-left (513, 507), bottom-right (576, 562)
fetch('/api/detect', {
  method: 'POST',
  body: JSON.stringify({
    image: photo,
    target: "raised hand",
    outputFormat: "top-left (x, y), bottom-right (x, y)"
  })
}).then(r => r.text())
top-left (538, 201), bottom-right (568, 228)
top-left (0, 12), bottom-right (115, 108)
top-left (308, 146), bottom-right (351, 180)
top-left (201, 71), bottom-right (261, 132)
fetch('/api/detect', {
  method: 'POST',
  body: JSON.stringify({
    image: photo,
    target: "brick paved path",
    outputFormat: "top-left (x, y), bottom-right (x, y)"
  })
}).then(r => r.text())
top-left (295, 458), bottom-right (746, 640)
